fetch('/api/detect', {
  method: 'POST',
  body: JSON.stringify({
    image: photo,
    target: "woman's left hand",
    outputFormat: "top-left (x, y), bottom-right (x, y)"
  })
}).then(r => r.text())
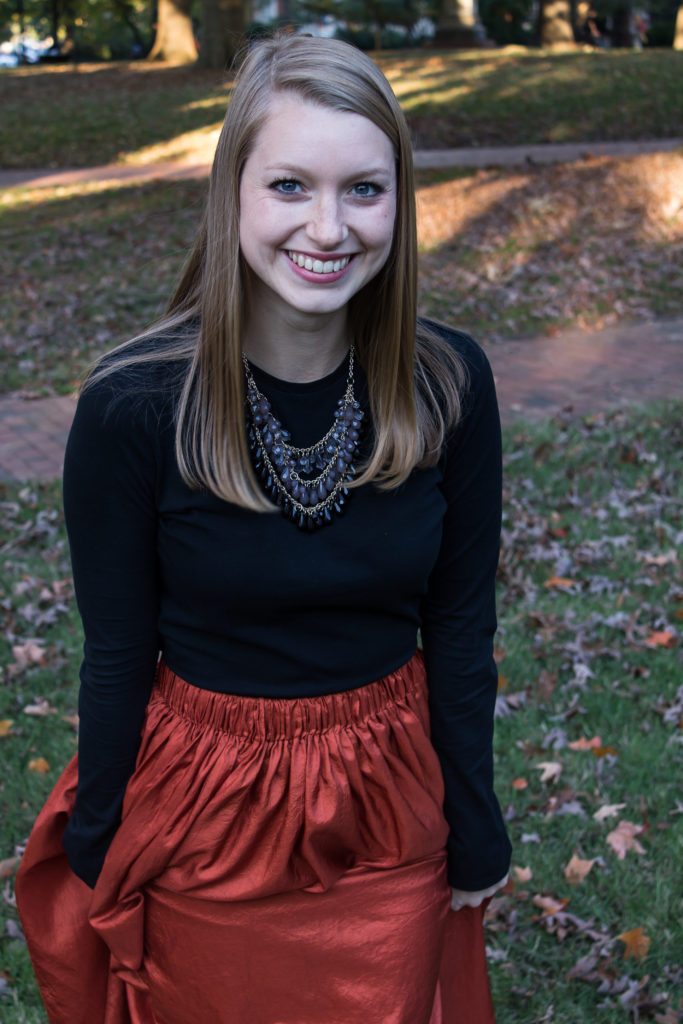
top-left (450, 873), bottom-right (509, 911)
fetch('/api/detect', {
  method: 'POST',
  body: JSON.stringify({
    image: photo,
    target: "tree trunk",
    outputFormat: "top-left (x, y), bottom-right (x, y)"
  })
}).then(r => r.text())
top-left (673, 4), bottom-right (683, 48)
top-left (434, 0), bottom-right (486, 47)
top-left (539, 0), bottom-right (575, 46)
top-left (198, 0), bottom-right (245, 69)
top-left (612, 4), bottom-right (632, 46)
top-left (148, 0), bottom-right (197, 63)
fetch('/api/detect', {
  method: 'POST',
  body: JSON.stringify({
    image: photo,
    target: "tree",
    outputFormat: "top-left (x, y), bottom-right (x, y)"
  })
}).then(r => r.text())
top-left (434, 0), bottom-right (487, 47)
top-left (197, 0), bottom-right (244, 68)
top-left (148, 0), bottom-right (197, 61)
top-left (537, 0), bottom-right (575, 45)
top-left (674, 3), bottom-right (683, 46)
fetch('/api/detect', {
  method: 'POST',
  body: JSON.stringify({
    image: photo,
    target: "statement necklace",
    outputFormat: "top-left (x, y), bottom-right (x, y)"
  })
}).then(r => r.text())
top-left (243, 348), bottom-right (364, 531)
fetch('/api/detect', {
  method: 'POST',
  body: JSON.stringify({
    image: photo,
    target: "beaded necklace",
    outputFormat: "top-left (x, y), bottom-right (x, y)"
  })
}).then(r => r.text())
top-left (243, 348), bottom-right (364, 531)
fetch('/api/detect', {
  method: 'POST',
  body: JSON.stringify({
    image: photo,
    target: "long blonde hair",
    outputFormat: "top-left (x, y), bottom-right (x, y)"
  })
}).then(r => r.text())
top-left (87, 34), bottom-right (466, 510)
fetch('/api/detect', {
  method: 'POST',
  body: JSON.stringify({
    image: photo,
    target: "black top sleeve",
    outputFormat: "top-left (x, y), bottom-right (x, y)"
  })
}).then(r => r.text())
top-left (420, 332), bottom-right (511, 889)
top-left (61, 380), bottom-right (162, 887)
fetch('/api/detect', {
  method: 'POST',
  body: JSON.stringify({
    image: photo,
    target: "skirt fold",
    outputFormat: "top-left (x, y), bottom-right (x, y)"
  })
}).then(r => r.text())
top-left (16, 653), bottom-right (495, 1024)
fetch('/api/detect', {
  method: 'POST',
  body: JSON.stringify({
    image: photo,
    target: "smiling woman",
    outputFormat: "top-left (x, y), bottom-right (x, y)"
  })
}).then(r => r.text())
top-left (15, 33), bottom-right (510, 1024)
top-left (239, 95), bottom-right (397, 362)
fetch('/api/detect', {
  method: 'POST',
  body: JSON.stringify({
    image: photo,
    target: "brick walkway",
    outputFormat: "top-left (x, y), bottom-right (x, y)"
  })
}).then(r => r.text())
top-left (1, 317), bottom-right (681, 484)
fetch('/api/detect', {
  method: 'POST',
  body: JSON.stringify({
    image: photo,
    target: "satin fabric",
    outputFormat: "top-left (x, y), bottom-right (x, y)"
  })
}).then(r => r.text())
top-left (16, 654), bottom-right (495, 1024)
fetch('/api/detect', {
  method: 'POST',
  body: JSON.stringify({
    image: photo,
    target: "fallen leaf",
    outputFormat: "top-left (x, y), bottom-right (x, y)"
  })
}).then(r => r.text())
top-left (544, 575), bottom-right (576, 589)
top-left (607, 820), bottom-right (646, 859)
top-left (0, 719), bottom-right (14, 737)
top-left (592, 744), bottom-right (619, 758)
top-left (564, 853), bottom-right (595, 884)
top-left (536, 761), bottom-right (563, 783)
top-left (536, 669), bottom-right (557, 699)
top-left (617, 926), bottom-right (651, 961)
top-left (9, 640), bottom-right (46, 673)
top-left (645, 630), bottom-right (676, 648)
top-left (497, 673), bottom-right (508, 691)
top-left (532, 894), bottom-right (570, 917)
top-left (23, 697), bottom-right (57, 717)
top-left (569, 735), bottom-right (602, 750)
top-left (514, 865), bottom-right (533, 882)
top-left (594, 802), bottom-right (627, 821)
top-left (511, 777), bottom-right (528, 790)
top-left (27, 757), bottom-right (50, 774)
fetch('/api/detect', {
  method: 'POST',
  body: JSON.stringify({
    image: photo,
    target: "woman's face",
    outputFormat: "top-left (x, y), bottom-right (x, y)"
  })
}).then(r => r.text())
top-left (239, 93), bottom-right (397, 323)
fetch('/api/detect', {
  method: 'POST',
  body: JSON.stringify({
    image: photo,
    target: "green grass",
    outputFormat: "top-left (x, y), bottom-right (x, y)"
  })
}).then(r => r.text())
top-left (1, 402), bottom-right (681, 1022)
top-left (1, 50), bottom-right (682, 170)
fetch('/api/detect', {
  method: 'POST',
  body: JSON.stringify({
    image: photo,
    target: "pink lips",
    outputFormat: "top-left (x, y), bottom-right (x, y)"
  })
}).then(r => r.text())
top-left (285, 251), bottom-right (354, 284)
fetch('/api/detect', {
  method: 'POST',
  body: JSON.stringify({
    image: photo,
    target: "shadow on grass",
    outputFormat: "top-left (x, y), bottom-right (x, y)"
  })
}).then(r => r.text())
top-left (415, 150), bottom-right (683, 341)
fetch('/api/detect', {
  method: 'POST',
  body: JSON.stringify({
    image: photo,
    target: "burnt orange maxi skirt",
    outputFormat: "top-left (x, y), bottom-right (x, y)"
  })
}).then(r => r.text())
top-left (16, 653), bottom-right (495, 1024)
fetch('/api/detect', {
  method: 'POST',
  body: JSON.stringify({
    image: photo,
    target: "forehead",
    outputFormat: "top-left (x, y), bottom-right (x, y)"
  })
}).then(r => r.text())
top-left (247, 93), bottom-right (396, 169)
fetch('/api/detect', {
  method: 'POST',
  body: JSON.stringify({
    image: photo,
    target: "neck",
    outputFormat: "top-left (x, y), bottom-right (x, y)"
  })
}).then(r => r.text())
top-left (242, 296), bottom-right (350, 383)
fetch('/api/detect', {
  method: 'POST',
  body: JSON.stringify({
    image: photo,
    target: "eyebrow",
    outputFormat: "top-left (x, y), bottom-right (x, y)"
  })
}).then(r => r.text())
top-left (263, 164), bottom-right (395, 179)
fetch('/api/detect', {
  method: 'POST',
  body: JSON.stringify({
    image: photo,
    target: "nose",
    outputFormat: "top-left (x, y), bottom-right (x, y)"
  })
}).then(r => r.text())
top-left (306, 192), bottom-right (348, 249)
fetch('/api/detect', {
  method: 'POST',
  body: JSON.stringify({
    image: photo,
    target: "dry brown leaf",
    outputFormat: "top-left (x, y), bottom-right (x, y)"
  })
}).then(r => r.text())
top-left (497, 673), bottom-right (508, 692)
top-left (536, 669), bottom-right (557, 699)
top-left (532, 894), bottom-right (570, 917)
top-left (617, 926), bottom-right (651, 960)
top-left (607, 820), bottom-right (646, 859)
top-left (645, 630), bottom-right (677, 648)
top-left (568, 735), bottom-right (602, 750)
top-left (23, 697), bottom-right (57, 717)
top-left (563, 853), bottom-right (595, 884)
top-left (593, 802), bottom-right (626, 821)
top-left (513, 865), bottom-right (533, 882)
top-left (511, 777), bottom-right (528, 790)
top-left (544, 576), bottom-right (576, 590)
top-left (537, 761), bottom-right (562, 783)
top-left (10, 640), bottom-right (47, 671)
top-left (592, 745), bottom-right (619, 758)
top-left (0, 719), bottom-right (14, 738)
top-left (28, 757), bottom-right (50, 774)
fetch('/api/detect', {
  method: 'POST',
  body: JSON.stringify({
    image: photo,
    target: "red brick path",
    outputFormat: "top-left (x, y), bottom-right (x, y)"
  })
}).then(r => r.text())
top-left (0, 318), bottom-right (681, 484)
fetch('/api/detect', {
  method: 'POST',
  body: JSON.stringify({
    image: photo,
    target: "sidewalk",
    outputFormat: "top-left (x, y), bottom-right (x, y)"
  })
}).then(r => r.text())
top-left (1, 138), bottom-right (681, 192)
top-left (1, 317), bottom-right (681, 483)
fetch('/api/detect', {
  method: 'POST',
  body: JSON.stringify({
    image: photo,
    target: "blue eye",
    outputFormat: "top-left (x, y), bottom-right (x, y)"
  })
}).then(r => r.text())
top-left (270, 179), bottom-right (302, 195)
top-left (351, 182), bottom-right (382, 198)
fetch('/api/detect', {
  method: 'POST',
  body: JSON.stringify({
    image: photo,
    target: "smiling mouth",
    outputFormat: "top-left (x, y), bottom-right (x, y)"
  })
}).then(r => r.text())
top-left (287, 251), bottom-right (352, 274)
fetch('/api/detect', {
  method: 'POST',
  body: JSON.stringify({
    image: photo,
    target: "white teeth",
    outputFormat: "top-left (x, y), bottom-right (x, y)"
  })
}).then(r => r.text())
top-left (287, 251), bottom-right (350, 274)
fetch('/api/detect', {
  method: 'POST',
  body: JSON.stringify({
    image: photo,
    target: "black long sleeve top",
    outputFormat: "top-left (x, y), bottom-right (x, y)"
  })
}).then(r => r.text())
top-left (61, 323), bottom-right (511, 891)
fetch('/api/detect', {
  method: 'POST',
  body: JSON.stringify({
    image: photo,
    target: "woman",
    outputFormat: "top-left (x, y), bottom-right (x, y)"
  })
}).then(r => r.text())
top-left (16, 33), bottom-right (511, 1024)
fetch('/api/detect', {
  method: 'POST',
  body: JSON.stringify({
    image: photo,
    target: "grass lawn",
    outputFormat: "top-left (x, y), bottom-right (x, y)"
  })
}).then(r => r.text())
top-left (1, 149), bottom-right (681, 396)
top-left (0, 401), bottom-right (681, 1023)
top-left (0, 50), bottom-right (682, 170)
